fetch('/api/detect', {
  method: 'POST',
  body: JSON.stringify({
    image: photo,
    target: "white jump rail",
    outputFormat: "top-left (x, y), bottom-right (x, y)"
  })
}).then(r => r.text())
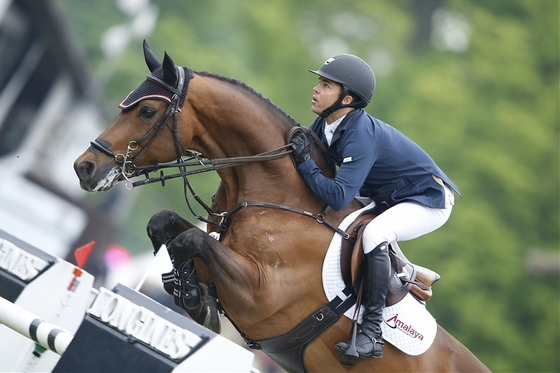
top-left (0, 295), bottom-right (73, 355)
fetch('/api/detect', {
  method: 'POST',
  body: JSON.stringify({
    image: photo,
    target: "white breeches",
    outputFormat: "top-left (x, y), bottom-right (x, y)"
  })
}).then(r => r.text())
top-left (362, 185), bottom-right (455, 254)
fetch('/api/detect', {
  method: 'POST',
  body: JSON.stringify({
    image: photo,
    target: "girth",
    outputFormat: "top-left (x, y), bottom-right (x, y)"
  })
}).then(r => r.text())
top-left (244, 286), bottom-right (356, 373)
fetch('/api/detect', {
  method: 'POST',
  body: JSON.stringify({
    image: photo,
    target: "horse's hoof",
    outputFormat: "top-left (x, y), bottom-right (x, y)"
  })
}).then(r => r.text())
top-left (196, 283), bottom-right (222, 333)
top-left (203, 305), bottom-right (221, 333)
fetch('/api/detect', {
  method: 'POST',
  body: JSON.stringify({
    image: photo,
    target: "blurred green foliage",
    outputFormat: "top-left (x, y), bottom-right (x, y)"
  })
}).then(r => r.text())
top-left (59, 0), bottom-right (559, 371)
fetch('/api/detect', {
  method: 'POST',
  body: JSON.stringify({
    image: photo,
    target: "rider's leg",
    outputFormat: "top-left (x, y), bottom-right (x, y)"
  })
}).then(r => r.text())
top-left (361, 198), bottom-right (454, 354)
top-left (336, 187), bottom-right (454, 359)
top-left (363, 198), bottom-right (453, 253)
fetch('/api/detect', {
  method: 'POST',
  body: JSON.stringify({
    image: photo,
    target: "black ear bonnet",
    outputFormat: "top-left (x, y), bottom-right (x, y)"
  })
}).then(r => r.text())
top-left (119, 41), bottom-right (193, 111)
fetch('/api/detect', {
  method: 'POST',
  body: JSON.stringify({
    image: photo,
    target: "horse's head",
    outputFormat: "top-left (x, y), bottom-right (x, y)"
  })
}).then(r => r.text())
top-left (74, 41), bottom-right (194, 192)
top-left (75, 40), bottom-right (331, 203)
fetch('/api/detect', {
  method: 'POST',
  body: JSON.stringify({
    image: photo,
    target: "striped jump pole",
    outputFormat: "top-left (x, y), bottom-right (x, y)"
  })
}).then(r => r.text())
top-left (0, 295), bottom-right (74, 356)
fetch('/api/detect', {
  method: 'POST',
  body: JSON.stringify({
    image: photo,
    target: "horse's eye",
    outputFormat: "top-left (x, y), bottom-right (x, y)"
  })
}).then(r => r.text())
top-left (139, 106), bottom-right (156, 120)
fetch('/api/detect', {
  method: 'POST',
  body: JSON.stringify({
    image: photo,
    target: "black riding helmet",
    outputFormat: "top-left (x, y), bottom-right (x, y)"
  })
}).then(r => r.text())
top-left (309, 54), bottom-right (376, 118)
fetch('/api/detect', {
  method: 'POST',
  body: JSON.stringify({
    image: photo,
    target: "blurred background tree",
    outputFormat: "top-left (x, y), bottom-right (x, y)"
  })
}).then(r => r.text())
top-left (58, 0), bottom-right (559, 371)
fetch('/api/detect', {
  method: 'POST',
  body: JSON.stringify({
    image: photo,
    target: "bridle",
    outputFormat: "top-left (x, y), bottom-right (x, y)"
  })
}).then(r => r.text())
top-left (88, 65), bottom-right (349, 239)
top-left (89, 67), bottom-right (189, 181)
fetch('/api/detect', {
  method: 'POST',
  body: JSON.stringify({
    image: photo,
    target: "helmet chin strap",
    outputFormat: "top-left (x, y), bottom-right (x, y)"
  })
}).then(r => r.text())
top-left (320, 86), bottom-right (363, 118)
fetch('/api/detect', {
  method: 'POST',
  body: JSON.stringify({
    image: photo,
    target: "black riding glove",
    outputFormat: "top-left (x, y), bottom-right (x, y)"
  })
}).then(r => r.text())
top-left (291, 132), bottom-right (311, 166)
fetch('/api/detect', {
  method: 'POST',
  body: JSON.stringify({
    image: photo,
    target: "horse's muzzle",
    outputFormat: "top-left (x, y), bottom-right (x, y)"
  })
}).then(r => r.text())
top-left (74, 154), bottom-right (121, 192)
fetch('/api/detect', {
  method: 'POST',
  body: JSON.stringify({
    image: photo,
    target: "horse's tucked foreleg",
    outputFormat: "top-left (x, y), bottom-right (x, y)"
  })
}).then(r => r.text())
top-left (147, 209), bottom-right (197, 295)
top-left (162, 262), bottom-right (221, 333)
top-left (172, 258), bottom-right (222, 333)
top-left (173, 259), bottom-right (223, 332)
top-left (146, 210), bottom-right (222, 332)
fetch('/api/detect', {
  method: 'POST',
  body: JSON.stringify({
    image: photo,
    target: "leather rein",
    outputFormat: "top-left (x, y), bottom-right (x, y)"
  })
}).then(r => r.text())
top-left (89, 67), bottom-right (349, 239)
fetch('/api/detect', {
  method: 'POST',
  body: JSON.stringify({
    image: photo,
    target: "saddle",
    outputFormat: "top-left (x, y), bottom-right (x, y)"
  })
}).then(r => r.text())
top-left (340, 213), bottom-right (440, 306)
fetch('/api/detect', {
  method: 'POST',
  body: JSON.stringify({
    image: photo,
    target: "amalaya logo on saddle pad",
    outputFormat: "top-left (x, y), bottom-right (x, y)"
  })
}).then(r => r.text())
top-left (379, 293), bottom-right (437, 355)
top-left (322, 203), bottom-right (437, 356)
top-left (385, 313), bottom-right (424, 340)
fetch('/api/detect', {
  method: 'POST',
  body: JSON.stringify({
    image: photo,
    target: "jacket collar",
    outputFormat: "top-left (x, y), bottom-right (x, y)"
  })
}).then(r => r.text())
top-left (328, 109), bottom-right (361, 145)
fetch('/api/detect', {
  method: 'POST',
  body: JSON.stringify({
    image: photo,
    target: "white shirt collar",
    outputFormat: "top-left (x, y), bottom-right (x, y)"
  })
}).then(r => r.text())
top-left (324, 115), bottom-right (345, 146)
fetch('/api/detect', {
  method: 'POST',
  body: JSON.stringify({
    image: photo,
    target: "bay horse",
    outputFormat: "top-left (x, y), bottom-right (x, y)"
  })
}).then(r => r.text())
top-left (74, 42), bottom-right (489, 373)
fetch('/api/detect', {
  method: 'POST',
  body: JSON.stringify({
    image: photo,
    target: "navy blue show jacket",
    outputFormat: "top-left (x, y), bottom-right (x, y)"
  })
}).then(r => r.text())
top-left (297, 109), bottom-right (460, 211)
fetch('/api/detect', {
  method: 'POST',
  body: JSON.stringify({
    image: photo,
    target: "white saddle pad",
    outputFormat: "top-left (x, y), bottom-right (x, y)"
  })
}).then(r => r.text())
top-left (321, 203), bottom-right (437, 355)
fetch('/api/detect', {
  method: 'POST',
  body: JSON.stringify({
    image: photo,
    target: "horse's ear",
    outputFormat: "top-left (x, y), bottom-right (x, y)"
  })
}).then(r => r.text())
top-left (162, 52), bottom-right (178, 86)
top-left (143, 40), bottom-right (161, 72)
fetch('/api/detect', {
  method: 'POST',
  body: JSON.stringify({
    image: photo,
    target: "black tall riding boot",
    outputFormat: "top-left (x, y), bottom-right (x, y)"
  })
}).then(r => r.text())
top-left (335, 242), bottom-right (391, 359)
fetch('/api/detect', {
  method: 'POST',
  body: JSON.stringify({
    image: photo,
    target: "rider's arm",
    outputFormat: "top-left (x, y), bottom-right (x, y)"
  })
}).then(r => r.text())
top-left (297, 127), bottom-right (377, 211)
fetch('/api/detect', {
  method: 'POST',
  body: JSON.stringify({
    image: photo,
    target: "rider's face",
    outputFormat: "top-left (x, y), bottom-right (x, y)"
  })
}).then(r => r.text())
top-left (311, 77), bottom-right (342, 115)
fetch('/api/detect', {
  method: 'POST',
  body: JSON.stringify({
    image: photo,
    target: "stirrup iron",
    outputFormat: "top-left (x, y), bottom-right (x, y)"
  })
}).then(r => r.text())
top-left (340, 320), bottom-right (359, 365)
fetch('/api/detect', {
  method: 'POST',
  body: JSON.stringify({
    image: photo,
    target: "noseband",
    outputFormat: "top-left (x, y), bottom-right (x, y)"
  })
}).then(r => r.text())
top-left (89, 67), bottom-right (191, 180)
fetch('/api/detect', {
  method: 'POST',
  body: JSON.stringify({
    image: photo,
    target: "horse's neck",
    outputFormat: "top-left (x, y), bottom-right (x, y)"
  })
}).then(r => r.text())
top-left (186, 75), bottom-right (301, 205)
top-left (188, 75), bottom-right (287, 154)
top-left (184, 74), bottom-right (358, 223)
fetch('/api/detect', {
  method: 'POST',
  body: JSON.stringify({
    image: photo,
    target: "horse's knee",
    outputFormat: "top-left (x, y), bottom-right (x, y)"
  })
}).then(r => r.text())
top-left (184, 228), bottom-right (209, 244)
top-left (170, 228), bottom-right (215, 266)
top-left (179, 228), bottom-right (208, 248)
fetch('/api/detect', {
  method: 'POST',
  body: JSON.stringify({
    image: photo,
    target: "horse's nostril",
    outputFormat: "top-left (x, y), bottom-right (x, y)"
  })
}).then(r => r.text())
top-left (76, 160), bottom-right (96, 181)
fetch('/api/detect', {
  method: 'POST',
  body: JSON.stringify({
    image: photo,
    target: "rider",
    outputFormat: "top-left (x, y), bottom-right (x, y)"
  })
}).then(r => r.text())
top-left (291, 54), bottom-right (460, 360)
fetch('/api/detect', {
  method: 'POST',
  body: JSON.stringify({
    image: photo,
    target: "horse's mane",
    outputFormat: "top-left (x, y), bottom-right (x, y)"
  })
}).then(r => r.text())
top-left (195, 70), bottom-right (301, 129)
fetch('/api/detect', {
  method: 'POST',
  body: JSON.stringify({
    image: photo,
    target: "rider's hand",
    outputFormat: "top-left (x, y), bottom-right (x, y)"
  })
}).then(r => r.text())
top-left (291, 132), bottom-right (311, 166)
